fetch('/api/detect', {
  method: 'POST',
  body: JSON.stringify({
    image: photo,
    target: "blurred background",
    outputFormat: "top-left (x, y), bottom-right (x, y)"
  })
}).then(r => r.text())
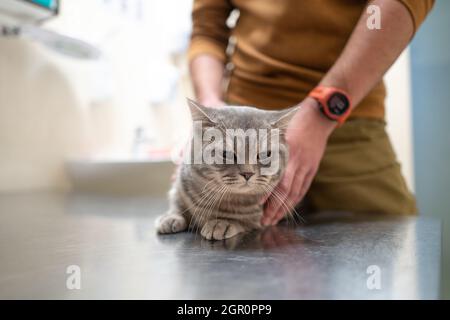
top-left (0, 0), bottom-right (448, 298)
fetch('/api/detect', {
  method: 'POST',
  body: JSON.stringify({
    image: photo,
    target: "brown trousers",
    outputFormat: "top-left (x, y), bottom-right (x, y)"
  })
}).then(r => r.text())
top-left (306, 119), bottom-right (417, 215)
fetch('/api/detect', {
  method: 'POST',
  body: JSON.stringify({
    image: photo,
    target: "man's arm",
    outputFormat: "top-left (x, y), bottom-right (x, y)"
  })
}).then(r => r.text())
top-left (188, 0), bottom-right (233, 106)
top-left (321, 0), bottom-right (412, 107)
top-left (262, 0), bottom-right (434, 225)
top-left (190, 55), bottom-right (226, 107)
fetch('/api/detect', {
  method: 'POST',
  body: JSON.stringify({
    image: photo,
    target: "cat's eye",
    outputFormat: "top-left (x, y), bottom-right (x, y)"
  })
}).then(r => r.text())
top-left (257, 151), bottom-right (272, 165)
top-left (222, 151), bottom-right (237, 162)
top-left (257, 151), bottom-right (272, 160)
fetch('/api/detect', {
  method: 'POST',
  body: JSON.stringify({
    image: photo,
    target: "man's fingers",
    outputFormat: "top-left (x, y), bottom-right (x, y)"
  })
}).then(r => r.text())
top-left (271, 209), bottom-right (286, 226)
top-left (261, 170), bottom-right (296, 225)
top-left (261, 187), bottom-right (285, 225)
top-left (263, 187), bottom-right (288, 225)
top-left (271, 194), bottom-right (299, 225)
top-left (272, 170), bottom-right (315, 225)
top-left (260, 190), bottom-right (271, 205)
top-left (298, 170), bottom-right (315, 202)
top-left (271, 171), bottom-right (307, 225)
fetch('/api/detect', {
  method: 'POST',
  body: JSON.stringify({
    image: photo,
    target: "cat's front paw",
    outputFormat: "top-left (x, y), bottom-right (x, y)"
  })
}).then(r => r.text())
top-left (201, 219), bottom-right (243, 240)
top-left (156, 214), bottom-right (187, 234)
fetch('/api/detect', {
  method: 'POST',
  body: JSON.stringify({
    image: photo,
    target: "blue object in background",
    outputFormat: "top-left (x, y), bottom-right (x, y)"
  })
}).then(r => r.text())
top-left (29, 0), bottom-right (57, 10)
top-left (410, 0), bottom-right (450, 299)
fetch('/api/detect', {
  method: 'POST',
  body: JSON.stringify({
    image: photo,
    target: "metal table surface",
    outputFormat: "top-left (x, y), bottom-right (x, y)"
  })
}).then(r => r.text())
top-left (0, 192), bottom-right (441, 299)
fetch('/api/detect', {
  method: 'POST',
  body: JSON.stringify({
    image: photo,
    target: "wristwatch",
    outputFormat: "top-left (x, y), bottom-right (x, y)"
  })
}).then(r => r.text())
top-left (308, 86), bottom-right (352, 125)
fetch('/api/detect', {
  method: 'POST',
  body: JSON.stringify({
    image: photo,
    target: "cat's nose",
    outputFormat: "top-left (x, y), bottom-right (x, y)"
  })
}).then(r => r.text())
top-left (240, 172), bottom-right (254, 181)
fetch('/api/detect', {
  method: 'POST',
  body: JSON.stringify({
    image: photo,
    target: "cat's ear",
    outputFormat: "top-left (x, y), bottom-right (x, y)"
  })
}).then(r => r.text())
top-left (187, 98), bottom-right (215, 123)
top-left (270, 106), bottom-right (299, 129)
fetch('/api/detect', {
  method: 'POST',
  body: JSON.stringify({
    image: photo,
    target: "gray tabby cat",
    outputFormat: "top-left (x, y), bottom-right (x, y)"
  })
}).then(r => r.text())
top-left (156, 99), bottom-right (297, 240)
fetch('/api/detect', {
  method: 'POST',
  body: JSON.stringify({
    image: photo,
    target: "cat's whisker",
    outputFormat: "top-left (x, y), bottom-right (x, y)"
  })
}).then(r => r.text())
top-left (188, 190), bottom-right (216, 234)
top-left (194, 184), bottom-right (227, 233)
top-left (257, 184), bottom-right (304, 226)
top-left (193, 191), bottom-right (222, 237)
top-left (259, 186), bottom-right (294, 225)
top-left (197, 185), bottom-right (229, 236)
top-left (267, 187), bottom-right (297, 220)
top-left (198, 185), bottom-right (226, 226)
top-left (269, 188), bottom-right (305, 225)
top-left (187, 183), bottom-right (224, 234)
top-left (212, 184), bottom-right (230, 228)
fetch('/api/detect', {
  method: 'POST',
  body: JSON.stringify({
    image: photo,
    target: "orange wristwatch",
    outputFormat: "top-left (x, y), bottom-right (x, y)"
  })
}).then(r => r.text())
top-left (308, 86), bottom-right (352, 125)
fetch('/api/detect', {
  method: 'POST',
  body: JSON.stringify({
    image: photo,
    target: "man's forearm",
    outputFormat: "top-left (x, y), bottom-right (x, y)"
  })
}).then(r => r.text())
top-left (190, 54), bottom-right (225, 105)
top-left (320, 0), bottom-right (414, 108)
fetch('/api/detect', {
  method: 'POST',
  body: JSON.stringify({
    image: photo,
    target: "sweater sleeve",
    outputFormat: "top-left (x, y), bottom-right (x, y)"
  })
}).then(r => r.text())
top-left (187, 0), bottom-right (234, 63)
top-left (396, 0), bottom-right (435, 33)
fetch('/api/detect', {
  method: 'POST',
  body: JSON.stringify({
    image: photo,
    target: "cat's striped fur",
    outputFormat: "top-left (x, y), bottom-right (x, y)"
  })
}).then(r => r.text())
top-left (156, 100), bottom-right (296, 240)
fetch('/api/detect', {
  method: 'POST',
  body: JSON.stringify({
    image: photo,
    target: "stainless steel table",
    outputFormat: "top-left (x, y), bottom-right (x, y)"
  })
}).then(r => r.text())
top-left (0, 193), bottom-right (442, 299)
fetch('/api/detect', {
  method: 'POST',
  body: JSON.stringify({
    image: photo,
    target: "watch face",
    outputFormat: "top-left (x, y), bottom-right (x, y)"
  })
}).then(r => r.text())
top-left (328, 93), bottom-right (350, 116)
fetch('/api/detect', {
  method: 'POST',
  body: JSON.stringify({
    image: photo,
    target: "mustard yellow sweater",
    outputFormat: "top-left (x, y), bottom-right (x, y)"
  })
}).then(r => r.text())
top-left (188, 0), bottom-right (434, 119)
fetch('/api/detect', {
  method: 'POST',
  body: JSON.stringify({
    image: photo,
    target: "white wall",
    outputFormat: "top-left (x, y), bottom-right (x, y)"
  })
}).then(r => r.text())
top-left (0, 38), bottom-right (120, 192)
top-left (0, 0), bottom-right (193, 193)
top-left (385, 49), bottom-right (414, 191)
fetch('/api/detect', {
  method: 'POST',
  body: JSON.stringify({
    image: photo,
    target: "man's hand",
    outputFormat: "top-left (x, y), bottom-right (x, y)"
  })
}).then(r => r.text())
top-left (261, 97), bottom-right (337, 226)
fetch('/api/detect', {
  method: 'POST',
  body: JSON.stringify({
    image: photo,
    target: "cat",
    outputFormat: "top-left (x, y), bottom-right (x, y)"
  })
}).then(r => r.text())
top-left (156, 99), bottom-right (297, 240)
